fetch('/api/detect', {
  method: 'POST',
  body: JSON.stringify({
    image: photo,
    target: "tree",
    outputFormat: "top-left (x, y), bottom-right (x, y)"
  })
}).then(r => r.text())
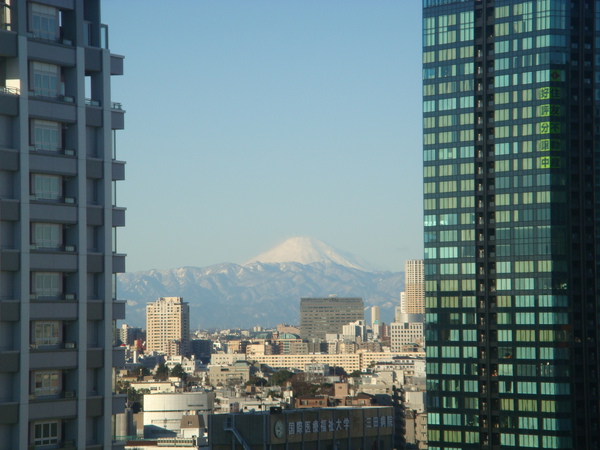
top-left (245, 376), bottom-right (268, 387)
top-left (348, 370), bottom-right (363, 378)
top-left (128, 367), bottom-right (151, 380)
top-left (269, 370), bottom-right (294, 386)
top-left (155, 363), bottom-right (169, 381)
top-left (170, 364), bottom-right (188, 382)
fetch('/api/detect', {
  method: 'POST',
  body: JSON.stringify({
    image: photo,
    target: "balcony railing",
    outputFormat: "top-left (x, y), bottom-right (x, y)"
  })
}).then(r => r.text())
top-left (30, 91), bottom-right (75, 103)
top-left (30, 243), bottom-right (77, 252)
top-left (111, 102), bottom-right (123, 110)
top-left (0, 86), bottom-right (19, 95)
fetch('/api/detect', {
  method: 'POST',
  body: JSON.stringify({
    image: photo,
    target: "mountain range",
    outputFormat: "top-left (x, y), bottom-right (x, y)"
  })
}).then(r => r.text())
top-left (117, 237), bottom-right (404, 329)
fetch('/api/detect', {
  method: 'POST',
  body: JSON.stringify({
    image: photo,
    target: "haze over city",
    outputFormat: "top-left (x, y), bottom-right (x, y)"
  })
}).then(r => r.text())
top-left (102, 1), bottom-right (424, 273)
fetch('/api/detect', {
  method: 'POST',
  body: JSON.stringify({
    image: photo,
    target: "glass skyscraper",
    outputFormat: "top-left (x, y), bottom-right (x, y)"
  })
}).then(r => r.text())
top-left (423, 0), bottom-right (600, 448)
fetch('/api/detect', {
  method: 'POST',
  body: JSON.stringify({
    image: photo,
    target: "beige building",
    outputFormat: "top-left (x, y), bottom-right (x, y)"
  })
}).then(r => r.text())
top-left (404, 260), bottom-right (424, 314)
top-left (146, 297), bottom-right (190, 357)
top-left (208, 361), bottom-right (251, 387)
top-left (390, 319), bottom-right (425, 352)
top-left (248, 351), bottom-right (425, 374)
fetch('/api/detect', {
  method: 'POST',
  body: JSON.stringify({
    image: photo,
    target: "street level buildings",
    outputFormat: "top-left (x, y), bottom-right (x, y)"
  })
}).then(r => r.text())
top-left (146, 297), bottom-right (190, 357)
top-left (424, 1), bottom-right (600, 448)
top-left (0, 1), bottom-right (127, 448)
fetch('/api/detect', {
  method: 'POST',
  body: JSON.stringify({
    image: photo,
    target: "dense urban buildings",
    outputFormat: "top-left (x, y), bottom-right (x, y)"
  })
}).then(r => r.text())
top-left (299, 296), bottom-right (364, 341)
top-left (146, 297), bottom-right (190, 357)
top-left (0, 1), bottom-right (126, 448)
top-left (424, 1), bottom-right (600, 448)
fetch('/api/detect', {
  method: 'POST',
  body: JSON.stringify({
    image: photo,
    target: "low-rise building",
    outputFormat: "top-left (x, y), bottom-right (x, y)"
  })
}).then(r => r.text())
top-left (210, 407), bottom-right (394, 449)
top-left (143, 392), bottom-right (215, 438)
top-left (208, 361), bottom-right (252, 387)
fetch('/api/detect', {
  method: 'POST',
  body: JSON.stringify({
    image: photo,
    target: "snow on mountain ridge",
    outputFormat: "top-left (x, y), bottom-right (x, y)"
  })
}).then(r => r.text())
top-left (244, 236), bottom-right (383, 272)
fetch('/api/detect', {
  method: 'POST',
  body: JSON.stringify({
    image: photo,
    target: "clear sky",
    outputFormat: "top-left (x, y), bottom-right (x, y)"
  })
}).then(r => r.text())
top-left (102, 1), bottom-right (423, 273)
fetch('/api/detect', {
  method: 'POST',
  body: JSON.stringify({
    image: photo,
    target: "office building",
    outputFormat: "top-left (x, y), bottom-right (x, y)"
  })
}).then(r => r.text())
top-left (146, 297), bottom-right (190, 357)
top-left (423, 1), bottom-right (600, 448)
top-left (300, 296), bottom-right (364, 341)
top-left (390, 319), bottom-right (425, 352)
top-left (0, 1), bottom-right (126, 448)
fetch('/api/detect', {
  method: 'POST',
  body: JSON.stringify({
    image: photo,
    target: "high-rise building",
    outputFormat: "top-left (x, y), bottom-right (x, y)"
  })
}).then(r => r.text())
top-left (0, 1), bottom-right (126, 448)
top-left (146, 297), bottom-right (190, 357)
top-left (371, 305), bottom-right (380, 327)
top-left (299, 296), bottom-right (364, 341)
top-left (424, 1), bottom-right (600, 448)
top-left (392, 260), bottom-right (425, 352)
top-left (404, 259), bottom-right (425, 314)
top-left (371, 305), bottom-right (381, 338)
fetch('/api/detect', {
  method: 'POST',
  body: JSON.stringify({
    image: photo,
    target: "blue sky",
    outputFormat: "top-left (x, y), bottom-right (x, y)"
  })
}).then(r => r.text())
top-left (102, 1), bottom-right (423, 273)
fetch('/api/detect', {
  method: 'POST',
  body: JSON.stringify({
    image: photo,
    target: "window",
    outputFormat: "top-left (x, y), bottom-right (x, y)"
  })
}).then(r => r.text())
top-left (33, 370), bottom-right (60, 396)
top-left (32, 321), bottom-right (60, 346)
top-left (32, 272), bottom-right (61, 298)
top-left (32, 223), bottom-right (61, 249)
top-left (33, 421), bottom-right (59, 445)
top-left (31, 174), bottom-right (62, 200)
top-left (32, 120), bottom-right (60, 151)
top-left (30, 3), bottom-right (59, 40)
top-left (31, 61), bottom-right (59, 97)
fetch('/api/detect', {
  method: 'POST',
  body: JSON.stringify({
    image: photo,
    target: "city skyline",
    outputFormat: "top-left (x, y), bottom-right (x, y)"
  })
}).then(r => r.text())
top-left (101, 1), bottom-right (424, 273)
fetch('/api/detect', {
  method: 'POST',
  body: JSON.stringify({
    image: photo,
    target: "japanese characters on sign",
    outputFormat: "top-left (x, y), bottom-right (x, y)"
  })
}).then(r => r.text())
top-left (287, 414), bottom-right (393, 436)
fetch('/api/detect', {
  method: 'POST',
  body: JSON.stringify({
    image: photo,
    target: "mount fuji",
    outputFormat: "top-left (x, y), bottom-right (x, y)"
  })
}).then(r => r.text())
top-left (117, 237), bottom-right (403, 329)
top-left (245, 236), bottom-right (384, 272)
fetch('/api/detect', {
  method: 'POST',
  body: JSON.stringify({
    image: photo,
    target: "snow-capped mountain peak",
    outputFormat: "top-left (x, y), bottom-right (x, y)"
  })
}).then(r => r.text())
top-left (244, 236), bottom-right (381, 272)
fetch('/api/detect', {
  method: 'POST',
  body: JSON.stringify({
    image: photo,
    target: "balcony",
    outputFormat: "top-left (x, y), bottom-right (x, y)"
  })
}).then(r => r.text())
top-left (28, 395), bottom-right (77, 420)
top-left (29, 390), bottom-right (76, 402)
top-left (30, 300), bottom-right (77, 320)
top-left (0, 351), bottom-right (18, 372)
top-left (0, 300), bottom-right (19, 321)
top-left (111, 102), bottom-right (124, 130)
top-left (29, 95), bottom-right (77, 122)
top-left (29, 145), bottom-right (76, 157)
top-left (30, 243), bottom-right (76, 252)
top-left (29, 292), bottom-right (77, 301)
top-left (0, 401), bottom-right (18, 425)
top-left (0, 87), bottom-right (18, 115)
top-left (0, 86), bottom-right (19, 95)
top-left (30, 347), bottom-right (77, 370)
top-left (30, 251), bottom-right (77, 271)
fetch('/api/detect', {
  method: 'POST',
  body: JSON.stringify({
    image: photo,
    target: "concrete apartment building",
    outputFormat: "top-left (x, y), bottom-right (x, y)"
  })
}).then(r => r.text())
top-left (0, 0), bottom-right (126, 448)
top-left (146, 297), bottom-right (190, 358)
top-left (300, 296), bottom-right (364, 341)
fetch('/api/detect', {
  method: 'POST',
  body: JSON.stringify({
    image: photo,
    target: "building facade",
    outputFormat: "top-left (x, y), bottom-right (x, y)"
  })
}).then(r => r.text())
top-left (300, 296), bottom-right (364, 341)
top-left (0, 1), bottom-right (126, 448)
top-left (424, 0), bottom-right (600, 448)
top-left (146, 297), bottom-right (190, 357)
top-left (390, 317), bottom-right (425, 352)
